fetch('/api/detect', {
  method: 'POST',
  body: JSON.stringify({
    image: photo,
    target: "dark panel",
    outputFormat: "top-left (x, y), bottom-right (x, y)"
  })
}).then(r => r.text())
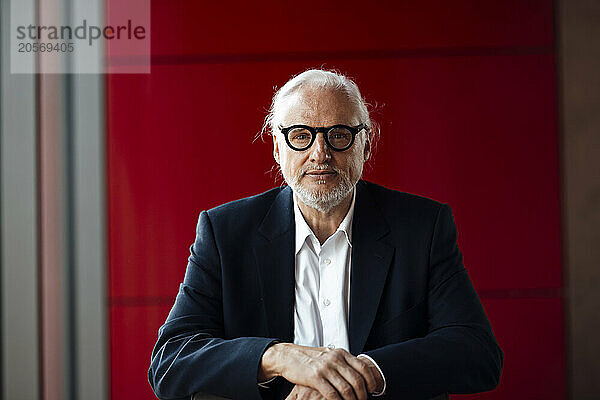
top-left (147, 0), bottom-right (553, 56)
top-left (110, 304), bottom-right (171, 400)
top-left (453, 297), bottom-right (566, 399)
top-left (107, 55), bottom-right (560, 298)
top-left (559, 0), bottom-right (600, 398)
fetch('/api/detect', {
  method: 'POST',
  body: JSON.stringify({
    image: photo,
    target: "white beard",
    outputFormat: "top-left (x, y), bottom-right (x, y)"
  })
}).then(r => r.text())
top-left (284, 163), bottom-right (357, 214)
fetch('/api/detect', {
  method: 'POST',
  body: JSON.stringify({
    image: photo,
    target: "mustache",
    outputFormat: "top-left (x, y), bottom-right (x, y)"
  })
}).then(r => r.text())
top-left (297, 163), bottom-right (341, 176)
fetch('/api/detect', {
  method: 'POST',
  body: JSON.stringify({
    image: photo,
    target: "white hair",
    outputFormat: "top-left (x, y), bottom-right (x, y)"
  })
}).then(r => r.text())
top-left (261, 69), bottom-right (378, 145)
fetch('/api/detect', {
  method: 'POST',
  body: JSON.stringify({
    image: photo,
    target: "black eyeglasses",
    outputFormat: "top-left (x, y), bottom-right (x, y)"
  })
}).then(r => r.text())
top-left (278, 124), bottom-right (366, 152)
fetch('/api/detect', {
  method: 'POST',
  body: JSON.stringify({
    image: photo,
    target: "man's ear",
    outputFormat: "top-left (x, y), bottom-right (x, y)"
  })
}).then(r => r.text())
top-left (273, 134), bottom-right (280, 164)
top-left (363, 137), bottom-right (371, 162)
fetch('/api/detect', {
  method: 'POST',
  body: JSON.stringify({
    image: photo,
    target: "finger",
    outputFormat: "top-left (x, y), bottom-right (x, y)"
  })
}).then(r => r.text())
top-left (333, 362), bottom-right (368, 400)
top-left (308, 388), bottom-right (327, 400)
top-left (345, 355), bottom-right (378, 394)
top-left (325, 349), bottom-right (367, 400)
top-left (322, 368), bottom-right (359, 400)
top-left (313, 376), bottom-right (343, 400)
top-left (300, 385), bottom-right (327, 400)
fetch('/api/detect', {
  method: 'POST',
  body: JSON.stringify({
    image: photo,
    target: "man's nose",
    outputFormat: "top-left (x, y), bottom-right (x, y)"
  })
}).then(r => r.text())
top-left (309, 133), bottom-right (331, 163)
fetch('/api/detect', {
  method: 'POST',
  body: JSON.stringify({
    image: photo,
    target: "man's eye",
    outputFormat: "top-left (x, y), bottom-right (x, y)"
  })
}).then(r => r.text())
top-left (291, 133), bottom-right (310, 140)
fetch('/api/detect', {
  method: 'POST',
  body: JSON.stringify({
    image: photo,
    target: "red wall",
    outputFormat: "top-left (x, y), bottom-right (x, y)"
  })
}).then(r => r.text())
top-left (107, 1), bottom-right (563, 398)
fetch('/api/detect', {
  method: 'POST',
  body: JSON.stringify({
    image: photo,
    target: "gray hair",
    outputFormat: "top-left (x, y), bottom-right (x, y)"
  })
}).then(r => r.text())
top-left (261, 69), bottom-right (379, 146)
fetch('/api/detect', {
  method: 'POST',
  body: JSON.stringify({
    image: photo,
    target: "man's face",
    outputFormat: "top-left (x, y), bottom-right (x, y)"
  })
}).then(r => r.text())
top-left (273, 87), bottom-right (371, 213)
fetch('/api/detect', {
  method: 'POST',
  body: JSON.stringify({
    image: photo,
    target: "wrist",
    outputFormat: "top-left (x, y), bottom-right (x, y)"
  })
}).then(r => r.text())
top-left (259, 342), bottom-right (285, 380)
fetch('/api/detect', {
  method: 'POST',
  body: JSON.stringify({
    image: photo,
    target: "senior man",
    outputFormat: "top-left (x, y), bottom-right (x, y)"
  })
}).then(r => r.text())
top-left (149, 69), bottom-right (503, 400)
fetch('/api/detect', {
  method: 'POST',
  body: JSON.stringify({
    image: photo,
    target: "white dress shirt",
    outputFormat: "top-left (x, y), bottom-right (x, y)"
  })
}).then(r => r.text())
top-left (292, 191), bottom-right (353, 351)
top-left (291, 190), bottom-right (386, 396)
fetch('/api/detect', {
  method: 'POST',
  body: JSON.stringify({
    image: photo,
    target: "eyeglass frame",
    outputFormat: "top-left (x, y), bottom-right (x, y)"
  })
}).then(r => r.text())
top-left (278, 124), bottom-right (367, 152)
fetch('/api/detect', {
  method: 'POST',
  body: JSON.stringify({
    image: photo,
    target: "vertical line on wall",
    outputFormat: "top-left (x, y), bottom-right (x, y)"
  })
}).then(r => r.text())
top-left (0, 0), bottom-right (3, 396)
top-left (64, 55), bottom-right (77, 400)
top-left (35, 0), bottom-right (44, 397)
top-left (552, 0), bottom-right (571, 399)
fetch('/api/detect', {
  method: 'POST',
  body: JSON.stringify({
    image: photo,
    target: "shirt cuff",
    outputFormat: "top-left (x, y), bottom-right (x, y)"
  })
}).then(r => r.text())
top-left (357, 354), bottom-right (386, 396)
top-left (257, 376), bottom-right (277, 389)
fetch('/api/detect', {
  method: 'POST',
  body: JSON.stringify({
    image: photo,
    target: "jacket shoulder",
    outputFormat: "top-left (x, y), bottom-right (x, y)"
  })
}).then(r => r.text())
top-left (204, 186), bottom-right (285, 227)
top-left (359, 180), bottom-right (444, 216)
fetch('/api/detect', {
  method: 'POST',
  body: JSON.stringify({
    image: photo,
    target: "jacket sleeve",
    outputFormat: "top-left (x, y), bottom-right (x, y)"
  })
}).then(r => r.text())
top-left (364, 204), bottom-right (504, 399)
top-left (148, 211), bottom-right (278, 400)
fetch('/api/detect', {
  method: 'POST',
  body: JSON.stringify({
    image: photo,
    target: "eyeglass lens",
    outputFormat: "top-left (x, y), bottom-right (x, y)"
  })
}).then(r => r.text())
top-left (288, 127), bottom-right (353, 150)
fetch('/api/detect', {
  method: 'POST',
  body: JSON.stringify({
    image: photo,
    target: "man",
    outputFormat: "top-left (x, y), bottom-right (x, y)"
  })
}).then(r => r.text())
top-left (149, 69), bottom-right (503, 400)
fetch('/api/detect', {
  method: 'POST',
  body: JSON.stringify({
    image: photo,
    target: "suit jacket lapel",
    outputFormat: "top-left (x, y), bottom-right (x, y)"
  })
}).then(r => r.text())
top-left (254, 186), bottom-right (296, 342)
top-left (252, 182), bottom-right (395, 353)
top-left (349, 181), bottom-right (395, 355)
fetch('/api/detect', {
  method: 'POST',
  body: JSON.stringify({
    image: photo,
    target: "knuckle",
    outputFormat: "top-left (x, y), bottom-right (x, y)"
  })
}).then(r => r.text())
top-left (341, 385), bottom-right (354, 397)
top-left (354, 377), bottom-right (365, 390)
top-left (314, 371), bottom-right (326, 381)
top-left (333, 348), bottom-right (345, 357)
top-left (316, 364), bottom-right (331, 377)
top-left (313, 361), bottom-right (326, 372)
top-left (324, 357), bottom-right (338, 366)
top-left (357, 361), bottom-right (369, 372)
top-left (348, 370), bottom-right (362, 383)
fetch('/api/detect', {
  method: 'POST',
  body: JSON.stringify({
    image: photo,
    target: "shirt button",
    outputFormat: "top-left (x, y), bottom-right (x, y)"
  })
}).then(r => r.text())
top-left (322, 298), bottom-right (331, 307)
top-left (324, 258), bottom-right (331, 265)
top-left (327, 344), bottom-right (336, 349)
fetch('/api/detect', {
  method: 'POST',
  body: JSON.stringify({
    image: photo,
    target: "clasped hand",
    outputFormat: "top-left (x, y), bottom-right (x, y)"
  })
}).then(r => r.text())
top-left (259, 343), bottom-right (383, 400)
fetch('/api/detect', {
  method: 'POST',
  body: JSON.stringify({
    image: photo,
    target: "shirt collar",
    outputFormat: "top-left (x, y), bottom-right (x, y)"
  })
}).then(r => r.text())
top-left (293, 188), bottom-right (356, 254)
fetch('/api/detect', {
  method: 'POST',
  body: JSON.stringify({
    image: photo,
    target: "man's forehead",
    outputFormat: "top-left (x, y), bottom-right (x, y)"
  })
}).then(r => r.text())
top-left (280, 87), bottom-right (359, 126)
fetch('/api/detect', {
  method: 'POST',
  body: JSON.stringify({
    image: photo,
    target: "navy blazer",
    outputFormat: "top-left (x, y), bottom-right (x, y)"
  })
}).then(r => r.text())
top-left (149, 181), bottom-right (503, 400)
